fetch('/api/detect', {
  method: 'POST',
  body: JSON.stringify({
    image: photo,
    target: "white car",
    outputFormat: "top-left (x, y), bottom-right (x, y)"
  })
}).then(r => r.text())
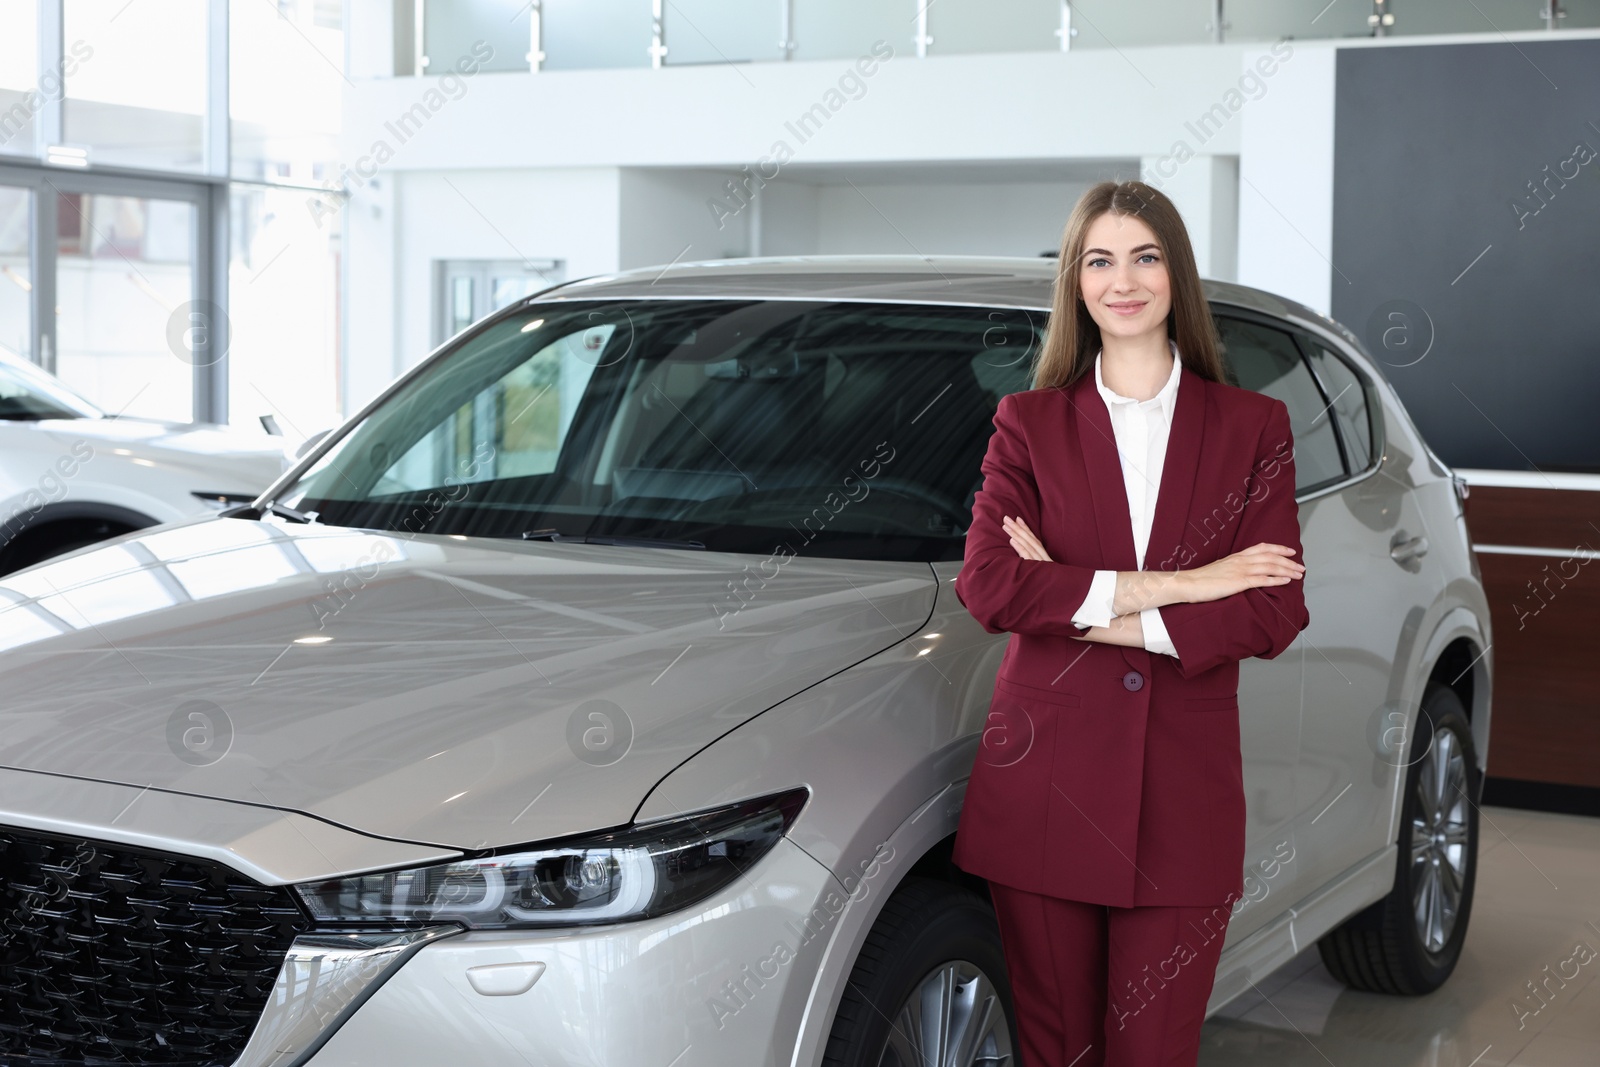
top-left (0, 348), bottom-right (295, 573)
top-left (0, 256), bottom-right (1489, 1066)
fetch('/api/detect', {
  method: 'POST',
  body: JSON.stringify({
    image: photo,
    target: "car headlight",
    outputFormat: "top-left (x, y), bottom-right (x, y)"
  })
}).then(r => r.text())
top-left (293, 786), bottom-right (809, 929)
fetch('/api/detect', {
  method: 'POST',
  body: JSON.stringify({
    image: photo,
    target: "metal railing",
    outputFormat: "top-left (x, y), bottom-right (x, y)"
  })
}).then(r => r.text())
top-left (406, 0), bottom-right (1588, 76)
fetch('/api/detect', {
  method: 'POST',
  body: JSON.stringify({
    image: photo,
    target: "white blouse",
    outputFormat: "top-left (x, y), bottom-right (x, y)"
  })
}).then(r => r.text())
top-left (1069, 343), bottom-right (1182, 660)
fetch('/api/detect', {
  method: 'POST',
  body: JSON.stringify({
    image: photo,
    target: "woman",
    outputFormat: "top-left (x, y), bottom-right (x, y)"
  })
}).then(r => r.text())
top-left (951, 180), bottom-right (1310, 1067)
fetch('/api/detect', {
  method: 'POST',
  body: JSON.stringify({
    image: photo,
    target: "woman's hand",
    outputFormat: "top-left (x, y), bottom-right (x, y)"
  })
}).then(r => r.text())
top-left (1001, 515), bottom-right (1051, 562)
top-left (1178, 542), bottom-right (1304, 604)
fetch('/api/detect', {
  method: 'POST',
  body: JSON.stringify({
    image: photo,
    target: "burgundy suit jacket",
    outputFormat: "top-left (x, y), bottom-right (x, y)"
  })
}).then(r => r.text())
top-left (951, 362), bottom-right (1310, 908)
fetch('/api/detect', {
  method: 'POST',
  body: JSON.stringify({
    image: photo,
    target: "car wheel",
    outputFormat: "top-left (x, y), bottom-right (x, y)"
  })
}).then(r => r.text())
top-left (1317, 682), bottom-right (1479, 994)
top-left (821, 877), bottom-right (1016, 1067)
top-left (0, 519), bottom-right (134, 574)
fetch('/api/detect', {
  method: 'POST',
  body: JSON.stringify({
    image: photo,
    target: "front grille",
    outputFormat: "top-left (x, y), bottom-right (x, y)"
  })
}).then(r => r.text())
top-left (0, 825), bottom-right (312, 1066)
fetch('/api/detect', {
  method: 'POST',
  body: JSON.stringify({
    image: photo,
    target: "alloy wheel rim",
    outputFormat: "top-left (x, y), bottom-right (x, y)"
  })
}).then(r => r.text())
top-left (877, 959), bottom-right (1014, 1067)
top-left (1409, 725), bottom-right (1471, 953)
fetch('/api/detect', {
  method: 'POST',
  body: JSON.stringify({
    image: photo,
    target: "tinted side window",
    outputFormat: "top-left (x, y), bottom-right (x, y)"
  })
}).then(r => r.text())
top-left (1215, 316), bottom-right (1344, 494)
top-left (968, 310), bottom-right (1046, 402)
top-left (1302, 342), bottom-right (1374, 473)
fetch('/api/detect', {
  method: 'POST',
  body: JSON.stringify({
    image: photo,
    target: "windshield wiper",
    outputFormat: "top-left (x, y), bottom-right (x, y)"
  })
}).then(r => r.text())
top-left (522, 528), bottom-right (705, 550)
top-left (227, 500), bottom-right (320, 524)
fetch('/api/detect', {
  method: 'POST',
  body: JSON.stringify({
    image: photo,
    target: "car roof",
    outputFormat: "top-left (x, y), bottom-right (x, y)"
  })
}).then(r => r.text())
top-left (536, 254), bottom-right (1339, 331)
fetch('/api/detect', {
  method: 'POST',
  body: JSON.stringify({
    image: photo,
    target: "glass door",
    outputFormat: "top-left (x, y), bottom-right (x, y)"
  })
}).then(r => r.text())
top-left (52, 189), bottom-right (199, 422)
top-left (0, 162), bottom-right (220, 425)
top-left (432, 258), bottom-right (565, 346)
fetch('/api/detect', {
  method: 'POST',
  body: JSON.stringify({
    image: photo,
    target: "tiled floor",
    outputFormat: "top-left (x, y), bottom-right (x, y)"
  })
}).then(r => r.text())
top-left (1201, 805), bottom-right (1600, 1066)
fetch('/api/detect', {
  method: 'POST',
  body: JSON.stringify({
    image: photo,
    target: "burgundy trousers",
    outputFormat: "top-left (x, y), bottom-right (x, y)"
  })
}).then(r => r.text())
top-left (987, 881), bottom-right (1233, 1067)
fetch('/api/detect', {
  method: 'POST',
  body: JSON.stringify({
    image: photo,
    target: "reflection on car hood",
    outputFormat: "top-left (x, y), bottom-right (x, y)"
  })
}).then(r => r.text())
top-left (45, 416), bottom-right (290, 457)
top-left (31, 416), bottom-right (292, 485)
top-left (0, 519), bottom-right (935, 850)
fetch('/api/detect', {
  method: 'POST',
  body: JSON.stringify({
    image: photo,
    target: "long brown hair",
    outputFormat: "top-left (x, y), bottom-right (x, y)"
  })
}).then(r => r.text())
top-left (1031, 180), bottom-right (1224, 391)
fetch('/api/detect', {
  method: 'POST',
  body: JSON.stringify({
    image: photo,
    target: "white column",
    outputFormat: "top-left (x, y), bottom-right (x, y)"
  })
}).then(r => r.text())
top-left (346, 0), bottom-right (397, 79)
top-left (1141, 154), bottom-right (1239, 282)
top-left (1236, 43), bottom-right (1335, 315)
top-left (342, 172), bottom-right (399, 409)
top-left (619, 168), bottom-right (752, 269)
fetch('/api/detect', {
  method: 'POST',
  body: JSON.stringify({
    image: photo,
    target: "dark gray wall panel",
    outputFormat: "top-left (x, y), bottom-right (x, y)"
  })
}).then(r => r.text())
top-left (1331, 39), bottom-right (1600, 471)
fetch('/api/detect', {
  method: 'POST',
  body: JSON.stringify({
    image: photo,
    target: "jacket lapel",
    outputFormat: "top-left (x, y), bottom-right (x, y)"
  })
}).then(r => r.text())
top-left (1145, 364), bottom-right (1204, 578)
top-left (1067, 362), bottom-right (1206, 669)
top-left (1071, 372), bottom-right (1138, 573)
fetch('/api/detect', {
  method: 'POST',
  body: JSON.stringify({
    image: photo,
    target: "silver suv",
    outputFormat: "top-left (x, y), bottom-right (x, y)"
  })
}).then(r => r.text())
top-left (0, 256), bottom-right (1490, 1066)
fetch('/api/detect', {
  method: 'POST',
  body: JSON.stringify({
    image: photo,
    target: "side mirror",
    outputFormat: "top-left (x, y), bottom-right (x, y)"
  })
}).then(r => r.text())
top-left (294, 428), bottom-right (332, 460)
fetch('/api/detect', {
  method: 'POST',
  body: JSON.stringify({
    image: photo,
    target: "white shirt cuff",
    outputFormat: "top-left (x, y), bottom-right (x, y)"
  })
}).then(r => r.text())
top-left (1142, 605), bottom-right (1179, 658)
top-left (1071, 569), bottom-right (1117, 630)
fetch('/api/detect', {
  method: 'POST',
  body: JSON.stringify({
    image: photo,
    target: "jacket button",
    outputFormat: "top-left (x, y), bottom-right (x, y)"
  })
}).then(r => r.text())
top-left (1122, 671), bottom-right (1144, 691)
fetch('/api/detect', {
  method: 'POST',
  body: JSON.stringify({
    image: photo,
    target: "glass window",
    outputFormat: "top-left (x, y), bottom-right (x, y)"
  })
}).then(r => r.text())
top-left (1303, 341), bottom-right (1374, 475)
top-left (230, 0), bottom-right (344, 184)
top-left (968, 308), bottom-right (1044, 399)
top-left (280, 300), bottom-right (1037, 561)
top-left (1215, 315), bottom-right (1344, 493)
top-left (791, 0), bottom-right (914, 62)
top-left (54, 192), bottom-right (196, 421)
top-left (422, 0), bottom-right (531, 74)
top-left (1226, 0), bottom-right (1600, 40)
top-left (663, 0), bottom-right (783, 65)
top-left (1366, 0), bottom-right (1547, 35)
top-left (227, 183), bottom-right (342, 440)
top-left (927, 0), bottom-right (1062, 56)
top-left (1224, 0), bottom-right (1370, 43)
top-left (0, 0), bottom-right (40, 156)
top-left (0, 185), bottom-right (28, 362)
top-left (1057, 0), bottom-right (1210, 49)
top-left (63, 0), bottom-right (208, 173)
top-left (541, 0), bottom-right (653, 71)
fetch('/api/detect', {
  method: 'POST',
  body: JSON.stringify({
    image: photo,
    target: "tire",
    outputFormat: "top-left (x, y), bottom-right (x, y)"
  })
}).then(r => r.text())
top-left (822, 877), bottom-right (1017, 1067)
top-left (0, 520), bottom-right (130, 574)
top-left (1317, 682), bottom-right (1480, 994)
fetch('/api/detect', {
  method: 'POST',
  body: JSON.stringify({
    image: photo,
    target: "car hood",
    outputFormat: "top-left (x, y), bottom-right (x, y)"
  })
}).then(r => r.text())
top-left (0, 519), bottom-right (935, 851)
top-left (39, 416), bottom-right (291, 484)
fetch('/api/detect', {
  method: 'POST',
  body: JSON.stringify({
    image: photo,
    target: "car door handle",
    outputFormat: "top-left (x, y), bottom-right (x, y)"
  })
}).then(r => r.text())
top-left (1390, 532), bottom-right (1428, 565)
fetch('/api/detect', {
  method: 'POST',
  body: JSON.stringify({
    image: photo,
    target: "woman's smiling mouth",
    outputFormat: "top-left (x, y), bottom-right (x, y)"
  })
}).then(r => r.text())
top-left (1106, 300), bottom-right (1148, 316)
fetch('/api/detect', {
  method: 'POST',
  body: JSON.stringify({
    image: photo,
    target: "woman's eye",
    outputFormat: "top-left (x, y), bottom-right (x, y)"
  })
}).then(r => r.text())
top-left (1086, 257), bottom-right (1109, 268)
top-left (1138, 253), bottom-right (1160, 264)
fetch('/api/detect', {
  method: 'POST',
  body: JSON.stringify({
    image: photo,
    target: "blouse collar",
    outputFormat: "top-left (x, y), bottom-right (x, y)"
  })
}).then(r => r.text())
top-left (1093, 339), bottom-right (1181, 423)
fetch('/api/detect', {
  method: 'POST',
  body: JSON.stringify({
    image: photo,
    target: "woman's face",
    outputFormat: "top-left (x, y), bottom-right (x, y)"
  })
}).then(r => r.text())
top-left (1077, 211), bottom-right (1172, 345)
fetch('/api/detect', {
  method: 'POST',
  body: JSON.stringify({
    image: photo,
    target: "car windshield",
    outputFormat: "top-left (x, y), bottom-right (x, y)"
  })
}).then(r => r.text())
top-left (276, 298), bottom-right (1043, 561)
top-left (0, 354), bottom-right (103, 420)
